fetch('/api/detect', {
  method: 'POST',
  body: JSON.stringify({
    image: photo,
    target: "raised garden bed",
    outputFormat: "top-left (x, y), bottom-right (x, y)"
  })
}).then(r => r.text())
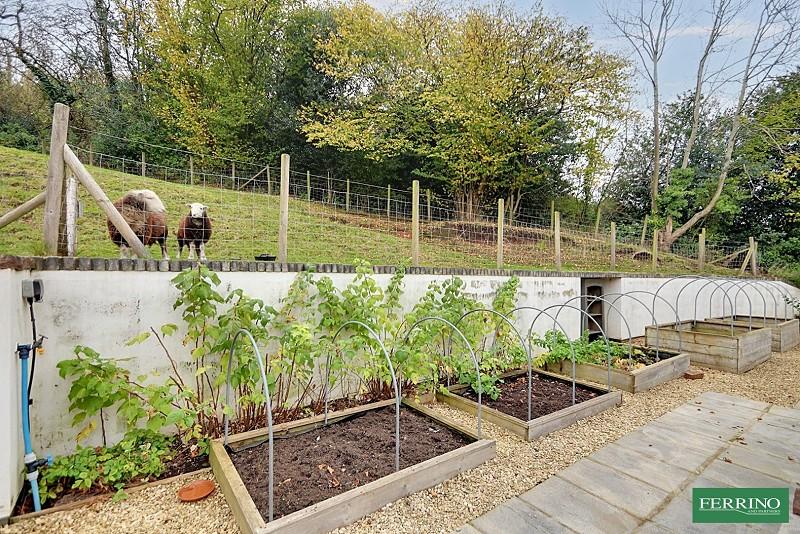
top-left (550, 346), bottom-right (690, 393)
top-left (210, 398), bottom-right (495, 534)
top-left (435, 368), bottom-right (622, 441)
top-left (703, 316), bottom-right (800, 352)
top-left (645, 320), bottom-right (772, 374)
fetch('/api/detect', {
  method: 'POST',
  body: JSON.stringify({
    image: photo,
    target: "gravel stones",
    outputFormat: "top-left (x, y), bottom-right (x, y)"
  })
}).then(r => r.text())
top-left (5, 348), bottom-right (799, 534)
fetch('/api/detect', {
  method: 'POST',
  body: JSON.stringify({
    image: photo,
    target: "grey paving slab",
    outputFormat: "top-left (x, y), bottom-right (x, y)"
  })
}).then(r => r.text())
top-left (694, 391), bottom-right (770, 412)
top-left (702, 458), bottom-right (792, 488)
top-left (465, 394), bottom-right (798, 534)
top-left (556, 458), bottom-right (669, 520)
top-left (759, 412), bottom-right (800, 432)
top-left (453, 524), bottom-right (483, 534)
top-left (724, 443), bottom-right (800, 484)
top-left (518, 476), bottom-right (641, 534)
top-left (634, 522), bottom-right (676, 533)
top-left (470, 497), bottom-right (574, 534)
top-left (769, 405), bottom-right (800, 421)
top-left (653, 411), bottom-right (744, 441)
top-left (589, 442), bottom-right (692, 493)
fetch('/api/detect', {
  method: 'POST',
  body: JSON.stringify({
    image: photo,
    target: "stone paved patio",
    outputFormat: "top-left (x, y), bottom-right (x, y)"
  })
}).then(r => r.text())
top-left (457, 392), bottom-right (800, 533)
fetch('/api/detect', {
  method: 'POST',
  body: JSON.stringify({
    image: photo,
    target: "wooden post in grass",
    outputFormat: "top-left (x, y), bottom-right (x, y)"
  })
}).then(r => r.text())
top-left (497, 198), bottom-right (505, 268)
top-left (346, 178), bottom-right (351, 211)
top-left (278, 154), bottom-right (290, 263)
top-left (749, 237), bottom-right (758, 275)
top-left (412, 180), bottom-right (420, 266)
top-left (550, 200), bottom-right (555, 233)
top-left (189, 156), bottom-right (194, 185)
top-left (594, 206), bottom-right (601, 237)
top-left (386, 185), bottom-right (391, 218)
top-left (64, 145), bottom-right (148, 257)
top-left (65, 171), bottom-right (78, 256)
top-left (88, 148), bottom-right (94, 167)
top-left (640, 214), bottom-right (649, 248)
top-left (43, 102), bottom-right (70, 255)
top-left (141, 151), bottom-right (145, 177)
top-left (554, 211), bottom-right (562, 271)
top-left (232, 162), bottom-right (236, 189)
top-left (306, 171), bottom-right (311, 201)
top-left (426, 189), bottom-right (432, 222)
top-left (267, 166), bottom-right (272, 195)
top-left (610, 222), bottom-right (616, 270)
top-left (698, 228), bottom-right (706, 271)
top-left (652, 229), bottom-right (659, 271)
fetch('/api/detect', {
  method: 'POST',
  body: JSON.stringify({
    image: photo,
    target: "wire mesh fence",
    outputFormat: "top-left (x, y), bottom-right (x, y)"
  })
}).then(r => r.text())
top-left (0, 134), bottom-right (757, 274)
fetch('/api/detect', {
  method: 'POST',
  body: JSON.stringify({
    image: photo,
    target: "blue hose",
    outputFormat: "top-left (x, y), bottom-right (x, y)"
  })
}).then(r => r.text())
top-left (18, 344), bottom-right (42, 512)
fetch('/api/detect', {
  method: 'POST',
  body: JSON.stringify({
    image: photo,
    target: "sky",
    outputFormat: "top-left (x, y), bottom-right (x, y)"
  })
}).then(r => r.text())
top-left (369, 0), bottom-right (772, 111)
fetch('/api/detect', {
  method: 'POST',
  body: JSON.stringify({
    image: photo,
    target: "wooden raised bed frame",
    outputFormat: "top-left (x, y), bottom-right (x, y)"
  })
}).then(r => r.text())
top-left (551, 348), bottom-right (690, 393)
top-left (435, 368), bottom-right (622, 441)
top-left (210, 398), bottom-right (495, 534)
top-left (645, 320), bottom-right (772, 374)
top-left (703, 316), bottom-right (799, 353)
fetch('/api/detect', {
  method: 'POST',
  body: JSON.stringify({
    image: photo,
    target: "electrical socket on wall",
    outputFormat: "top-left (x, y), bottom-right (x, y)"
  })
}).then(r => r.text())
top-left (21, 279), bottom-right (44, 302)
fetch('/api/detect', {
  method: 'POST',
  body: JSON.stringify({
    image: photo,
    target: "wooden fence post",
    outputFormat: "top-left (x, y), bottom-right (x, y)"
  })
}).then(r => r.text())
top-left (554, 211), bottom-right (562, 271)
top-left (412, 180), bottom-right (420, 266)
top-left (65, 172), bottom-right (78, 256)
top-left (232, 162), bottom-right (236, 189)
top-left (64, 145), bottom-right (148, 258)
top-left (698, 228), bottom-right (706, 270)
top-left (610, 222), bottom-right (616, 270)
top-left (278, 154), bottom-right (290, 263)
top-left (507, 197), bottom-right (513, 226)
top-left (640, 214), bottom-right (649, 248)
top-left (749, 237), bottom-right (758, 275)
top-left (88, 148), bottom-right (94, 167)
top-left (141, 151), bottom-right (146, 177)
top-left (346, 179), bottom-right (351, 211)
top-left (43, 102), bottom-right (70, 255)
top-left (267, 166), bottom-right (272, 195)
top-left (426, 189), bottom-right (431, 222)
top-left (306, 171), bottom-right (311, 201)
top-left (594, 206), bottom-right (601, 237)
top-left (550, 200), bottom-right (555, 233)
top-left (386, 185), bottom-right (391, 218)
top-left (189, 156), bottom-right (194, 185)
top-left (652, 229), bottom-right (659, 271)
top-left (497, 198), bottom-right (505, 268)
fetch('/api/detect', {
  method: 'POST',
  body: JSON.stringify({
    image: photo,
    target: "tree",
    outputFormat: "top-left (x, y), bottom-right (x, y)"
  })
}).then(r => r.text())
top-left (603, 0), bottom-right (680, 215)
top-left (303, 2), bottom-right (630, 218)
top-left (661, 0), bottom-right (800, 247)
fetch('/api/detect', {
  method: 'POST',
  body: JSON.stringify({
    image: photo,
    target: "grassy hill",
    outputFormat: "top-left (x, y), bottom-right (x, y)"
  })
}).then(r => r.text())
top-left (0, 145), bottom-right (730, 273)
top-left (0, 146), bottom-right (482, 266)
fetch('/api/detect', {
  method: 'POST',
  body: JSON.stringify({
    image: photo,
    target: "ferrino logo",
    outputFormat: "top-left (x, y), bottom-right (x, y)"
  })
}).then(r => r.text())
top-left (698, 496), bottom-right (782, 515)
top-left (692, 488), bottom-right (790, 524)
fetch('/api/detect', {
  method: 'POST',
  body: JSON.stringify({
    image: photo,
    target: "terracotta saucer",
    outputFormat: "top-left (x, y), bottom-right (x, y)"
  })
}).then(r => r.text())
top-left (177, 479), bottom-right (215, 502)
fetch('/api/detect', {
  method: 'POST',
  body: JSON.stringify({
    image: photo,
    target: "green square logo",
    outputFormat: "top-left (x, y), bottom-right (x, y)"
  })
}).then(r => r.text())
top-left (693, 488), bottom-right (790, 523)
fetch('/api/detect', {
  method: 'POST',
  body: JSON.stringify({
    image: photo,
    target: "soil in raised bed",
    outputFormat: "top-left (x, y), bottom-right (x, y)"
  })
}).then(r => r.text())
top-left (458, 373), bottom-right (599, 421)
top-left (229, 405), bottom-right (472, 520)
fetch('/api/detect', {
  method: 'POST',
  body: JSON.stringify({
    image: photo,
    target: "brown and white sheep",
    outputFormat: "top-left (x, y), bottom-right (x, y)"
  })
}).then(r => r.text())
top-left (107, 189), bottom-right (169, 259)
top-left (177, 203), bottom-right (212, 261)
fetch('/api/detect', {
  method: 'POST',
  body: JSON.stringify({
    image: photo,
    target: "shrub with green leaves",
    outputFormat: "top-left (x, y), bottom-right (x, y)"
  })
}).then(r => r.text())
top-left (38, 429), bottom-right (173, 504)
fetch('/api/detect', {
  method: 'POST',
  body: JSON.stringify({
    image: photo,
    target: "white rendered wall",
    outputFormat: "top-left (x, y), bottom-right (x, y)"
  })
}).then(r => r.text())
top-left (1, 266), bottom-right (797, 520)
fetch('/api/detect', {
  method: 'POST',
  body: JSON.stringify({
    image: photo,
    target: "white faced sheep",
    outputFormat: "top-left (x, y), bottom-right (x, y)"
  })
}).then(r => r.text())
top-left (177, 203), bottom-right (212, 261)
top-left (107, 189), bottom-right (169, 259)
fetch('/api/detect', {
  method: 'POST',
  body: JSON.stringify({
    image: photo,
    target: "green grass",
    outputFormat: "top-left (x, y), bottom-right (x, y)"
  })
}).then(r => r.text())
top-left (0, 146), bottom-right (483, 265)
top-left (0, 145), bottom-right (736, 274)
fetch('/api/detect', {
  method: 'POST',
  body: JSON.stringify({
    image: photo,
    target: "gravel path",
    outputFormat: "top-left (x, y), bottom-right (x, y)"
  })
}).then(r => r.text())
top-left (5, 347), bottom-right (799, 534)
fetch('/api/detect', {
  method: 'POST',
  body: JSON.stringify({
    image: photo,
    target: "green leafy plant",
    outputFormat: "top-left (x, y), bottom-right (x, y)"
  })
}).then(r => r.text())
top-left (38, 429), bottom-right (173, 504)
top-left (531, 330), bottom-right (648, 371)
